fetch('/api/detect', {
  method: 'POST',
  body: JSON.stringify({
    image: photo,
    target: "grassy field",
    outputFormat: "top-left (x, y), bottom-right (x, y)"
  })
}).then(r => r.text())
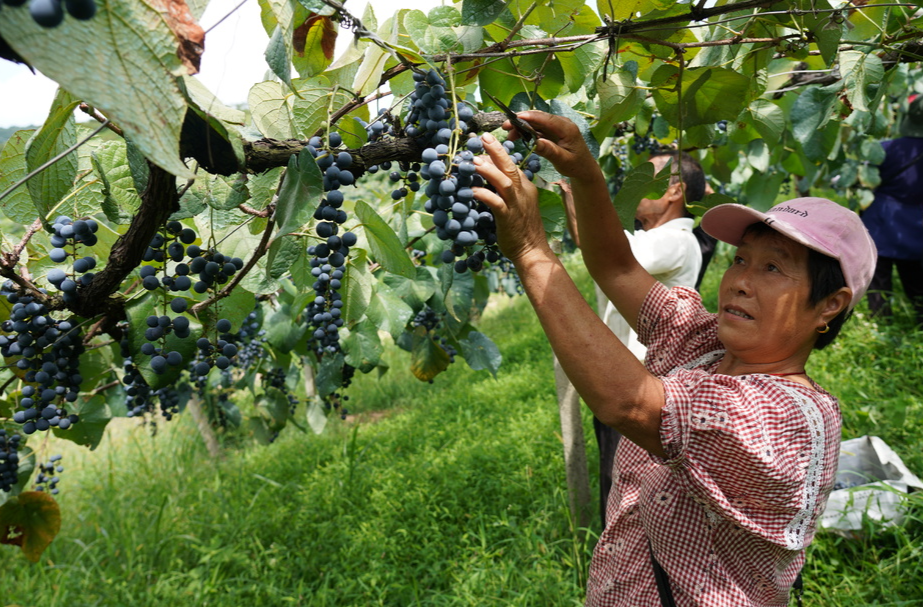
top-left (3, 249), bottom-right (923, 606)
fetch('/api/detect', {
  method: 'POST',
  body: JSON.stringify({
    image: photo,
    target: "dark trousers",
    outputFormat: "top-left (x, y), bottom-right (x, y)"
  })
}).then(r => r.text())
top-left (867, 256), bottom-right (923, 325)
top-left (592, 415), bottom-right (621, 529)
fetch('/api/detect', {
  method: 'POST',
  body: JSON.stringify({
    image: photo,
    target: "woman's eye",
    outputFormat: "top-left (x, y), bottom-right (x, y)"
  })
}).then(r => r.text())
top-left (767, 264), bottom-right (779, 273)
top-left (733, 256), bottom-right (744, 265)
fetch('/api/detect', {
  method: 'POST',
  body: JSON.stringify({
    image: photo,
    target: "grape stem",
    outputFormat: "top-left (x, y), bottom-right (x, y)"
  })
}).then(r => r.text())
top-left (238, 204), bottom-right (272, 218)
top-left (405, 226), bottom-right (436, 250)
top-left (78, 104), bottom-right (123, 137)
top-left (91, 380), bottom-right (121, 395)
top-left (0, 219), bottom-right (51, 305)
top-left (1, 218), bottom-right (43, 268)
top-left (0, 374), bottom-right (16, 396)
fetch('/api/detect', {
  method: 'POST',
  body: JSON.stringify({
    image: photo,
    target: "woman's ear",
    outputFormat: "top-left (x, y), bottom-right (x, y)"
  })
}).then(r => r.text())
top-left (820, 287), bottom-right (852, 324)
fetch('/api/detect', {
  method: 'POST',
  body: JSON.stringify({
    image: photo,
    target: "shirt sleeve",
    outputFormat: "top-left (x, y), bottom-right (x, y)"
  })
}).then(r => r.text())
top-left (636, 282), bottom-right (722, 374)
top-left (626, 228), bottom-right (689, 277)
top-left (658, 370), bottom-right (838, 549)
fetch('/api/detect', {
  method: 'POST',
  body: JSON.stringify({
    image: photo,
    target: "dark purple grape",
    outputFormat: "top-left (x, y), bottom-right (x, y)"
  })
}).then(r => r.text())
top-left (64, 0), bottom-right (94, 19)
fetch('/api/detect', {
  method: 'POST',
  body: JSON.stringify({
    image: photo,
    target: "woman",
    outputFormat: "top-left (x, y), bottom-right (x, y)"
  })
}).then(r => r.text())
top-left (472, 112), bottom-right (876, 606)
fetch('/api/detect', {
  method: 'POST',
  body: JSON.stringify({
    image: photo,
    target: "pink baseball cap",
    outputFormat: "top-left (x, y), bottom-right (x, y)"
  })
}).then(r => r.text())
top-left (700, 197), bottom-right (877, 310)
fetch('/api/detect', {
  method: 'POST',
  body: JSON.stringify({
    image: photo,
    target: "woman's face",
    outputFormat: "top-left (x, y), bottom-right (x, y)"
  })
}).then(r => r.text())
top-left (716, 228), bottom-right (825, 363)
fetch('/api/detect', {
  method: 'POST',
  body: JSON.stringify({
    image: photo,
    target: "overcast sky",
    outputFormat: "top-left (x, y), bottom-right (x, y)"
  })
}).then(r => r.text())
top-left (0, 0), bottom-right (440, 129)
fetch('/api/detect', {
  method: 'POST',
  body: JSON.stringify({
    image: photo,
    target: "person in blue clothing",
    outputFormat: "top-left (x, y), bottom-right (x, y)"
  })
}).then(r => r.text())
top-left (862, 95), bottom-right (923, 325)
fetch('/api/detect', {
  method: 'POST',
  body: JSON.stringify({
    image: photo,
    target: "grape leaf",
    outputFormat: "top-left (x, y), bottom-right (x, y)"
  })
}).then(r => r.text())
top-left (0, 130), bottom-right (37, 224)
top-left (354, 200), bottom-right (416, 279)
top-left (744, 170), bottom-right (786, 211)
top-left (365, 284), bottom-right (414, 339)
top-left (382, 266), bottom-right (438, 311)
top-left (306, 395), bottom-right (328, 434)
top-left (791, 85), bottom-right (838, 145)
top-left (264, 304), bottom-right (307, 354)
top-left (839, 50), bottom-right (884, 113)
top-left (248, 81), bottom-right (297, 140)
top-left (0, 491), bottom-right (61, 563)
top-left (651, 65), bottom-right (751, 128)
top-left (274, 149), bottom-right (324, 242)
top-left (445, 267), bottom-right (474, 327)
top-left (459, 331), bottom-right (502, 378)
top-left (343, 253), bottom-right (373, 326)
top-left (25, 88), bottom-right (80, 220)
top-left (52, 394), bottom-right (114, 451)
top-left (462, 0), bottom-right (508, 26)
top-left (92, 140), bottom-right (143, 224)
top-left (293, 13), bottom-right (338, 78)
top-left (613, 162), bottom-right (670, 234)
top-left (595, 69), bottom-right (646, 139)
top-left (538, 188), bottom-right (567, 241)
top-left (343, 320), bottom-right (384, 373)
top-left (316, 352), bottom-right (345, 397)
top-left (410, 326), bottom-right (451, 382)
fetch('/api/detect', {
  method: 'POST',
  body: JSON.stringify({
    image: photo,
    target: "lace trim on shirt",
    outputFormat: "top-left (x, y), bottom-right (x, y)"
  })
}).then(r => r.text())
top-left (678, 349), bottom-right (725, 372)
top-left (778, 383), bottom-right (826, 550)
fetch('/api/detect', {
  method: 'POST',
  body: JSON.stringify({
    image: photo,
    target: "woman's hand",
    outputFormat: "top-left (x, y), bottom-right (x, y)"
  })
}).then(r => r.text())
top-left (505, 111), bottom-right (600, 182)
top-left (473, 133), bottom-right (549, 264)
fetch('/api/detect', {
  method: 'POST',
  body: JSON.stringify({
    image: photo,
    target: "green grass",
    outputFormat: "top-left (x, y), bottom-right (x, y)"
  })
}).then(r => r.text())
top-left (3, 252), bottom-right (923, 606)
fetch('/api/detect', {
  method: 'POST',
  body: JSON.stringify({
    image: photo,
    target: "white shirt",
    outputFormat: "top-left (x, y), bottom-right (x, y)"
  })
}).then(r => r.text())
top-left (601, 217), bottom-right (702, 360)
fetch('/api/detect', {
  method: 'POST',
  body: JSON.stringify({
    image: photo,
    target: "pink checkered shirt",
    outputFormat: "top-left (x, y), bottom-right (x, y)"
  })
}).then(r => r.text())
top-left (586, 283), bottom-right (842, 606)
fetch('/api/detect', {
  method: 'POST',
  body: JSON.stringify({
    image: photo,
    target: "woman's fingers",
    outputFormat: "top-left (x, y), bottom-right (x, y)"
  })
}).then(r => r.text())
top-left (471, 186), bottom-right (506, 215)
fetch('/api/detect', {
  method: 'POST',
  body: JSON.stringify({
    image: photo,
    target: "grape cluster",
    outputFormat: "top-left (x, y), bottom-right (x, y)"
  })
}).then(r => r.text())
top-left (405, 69), bottom-right (473, 144)
top-left (34, 454), bottom-right (63, 495)
top-left (140, 222), bottom-right (244, 296)
top-left (411, 306), bottom-right (442, 332)
top-left (47, 215), bottom-right (99, 303)
top-left (411, 248), bottom-right (427, 265)
top-left (117, 335), bottom-right (186, 423)
top-left (1, 283), bottom-right (83, 434)
top-left (0, 429), bottom-right (22, 493)
top-left (140, 312), bottom-right (190, 375)
top-left (0, 0), bottom-right (96, 28)
top-left (303, 134), bottom-right (357, 355)
top-left (187, 247), bottom-right (244, 294)
top-left (490, 256), bottom-right (524, 297)
top-left (119, 338), bottom-right (154, 417)
top-left (322, 363), bottom-right (355, 420)
top-left (404, 68), bottom-right (541, 273)
top-left (410, 306), bottom-right (458, 369)
top-left (227, 310), bottom-right (266, 370)
top-left (631, 132), bottom-right (662, 155)
top-left (265, 367), bottom-right (299, 415)
top-left (360, 108), bottom-right (395, 142)
top-left (607, 141), bottom-right (630, 195)
top-left (192, 317), bottom-right (239, 379)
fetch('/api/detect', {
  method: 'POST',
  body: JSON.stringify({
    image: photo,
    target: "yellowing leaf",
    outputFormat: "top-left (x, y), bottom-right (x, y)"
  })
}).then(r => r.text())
top-left (0, 491), bottom-right (62, 563)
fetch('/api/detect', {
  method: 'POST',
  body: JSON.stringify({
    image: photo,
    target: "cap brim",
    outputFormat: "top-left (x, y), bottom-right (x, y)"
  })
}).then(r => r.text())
top-left (700, 204), bottom-right (769, 246)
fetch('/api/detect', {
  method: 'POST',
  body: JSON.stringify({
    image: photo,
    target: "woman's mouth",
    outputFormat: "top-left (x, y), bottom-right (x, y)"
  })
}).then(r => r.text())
top-left (725, 307), bottom-right (754, 320)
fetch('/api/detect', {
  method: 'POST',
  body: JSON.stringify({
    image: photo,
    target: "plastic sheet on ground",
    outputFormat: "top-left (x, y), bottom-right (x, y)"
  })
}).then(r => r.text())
top-left (820, 435), bottom-right (923, 534)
